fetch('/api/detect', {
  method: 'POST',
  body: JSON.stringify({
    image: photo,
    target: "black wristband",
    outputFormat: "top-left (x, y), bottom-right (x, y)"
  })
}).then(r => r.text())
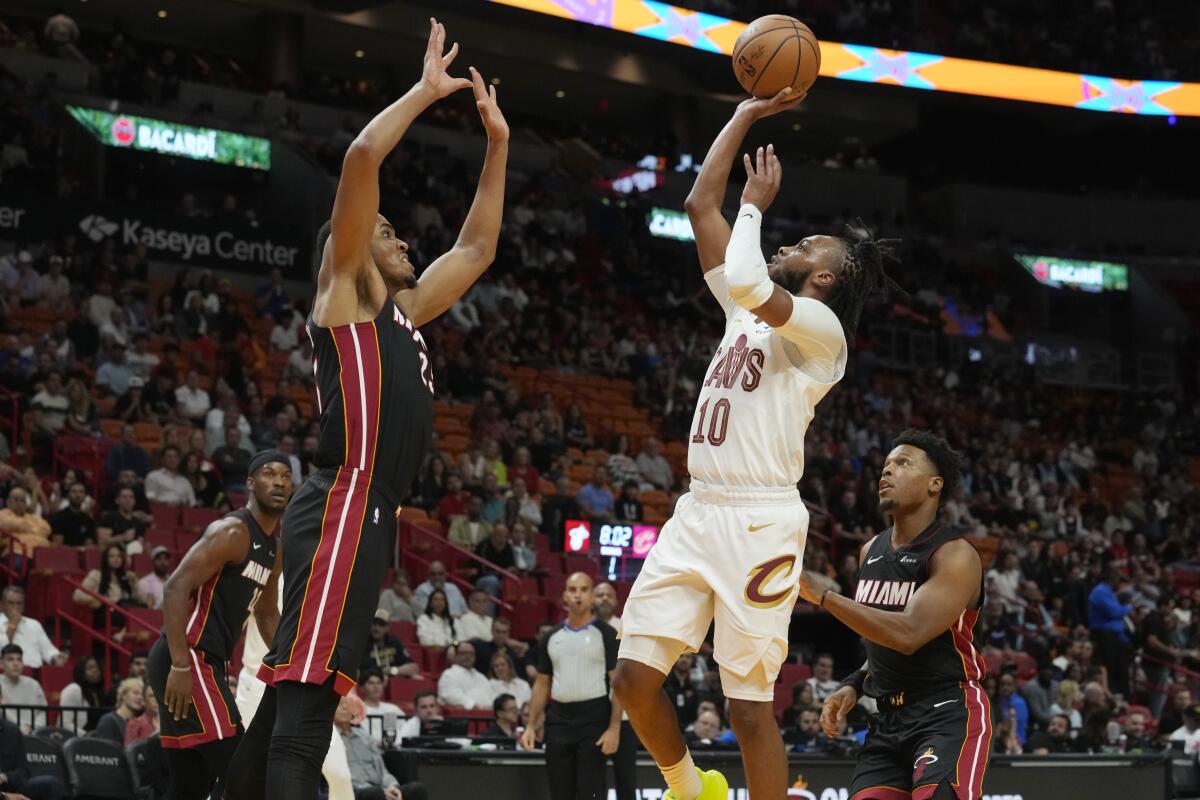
top-left (819, 588), bottom-right (831, 607)
top-left (839, 668), bottom-right (867, 697)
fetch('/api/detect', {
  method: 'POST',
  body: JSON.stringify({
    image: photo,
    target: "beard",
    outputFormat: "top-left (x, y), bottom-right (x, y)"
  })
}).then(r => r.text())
top-left (878, 497), bottom-right (896, 514)
top-left (404, 273), bottom-right (418, 290)
top-left (771, 264), bottom-right (811, 295)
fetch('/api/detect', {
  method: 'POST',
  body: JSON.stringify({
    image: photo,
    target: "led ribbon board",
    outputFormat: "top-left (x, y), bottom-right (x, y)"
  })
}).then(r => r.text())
top-left (488, 0), bottom-right (1200, 116)
top-left (647, 207), bottom-right (694, 241)
top-left (1015, 254), bottom-right (1129, 293)
top-left (67, 106), bottom-right (271, 170)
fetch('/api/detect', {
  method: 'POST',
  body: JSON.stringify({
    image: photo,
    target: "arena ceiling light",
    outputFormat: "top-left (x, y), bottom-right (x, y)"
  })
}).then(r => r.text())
top-left (487, 0), bottom-right (1200, 117)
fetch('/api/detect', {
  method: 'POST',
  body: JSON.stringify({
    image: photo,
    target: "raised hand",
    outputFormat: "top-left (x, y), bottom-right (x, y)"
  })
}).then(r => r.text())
top-left (469, 66), bottom-right (509, 144)
top-left (739, 143), bottom-right (783, 212)
top-left (737, 86), bottom-right (806, 120)
top-left (420, 18), bottom-right (472, 100)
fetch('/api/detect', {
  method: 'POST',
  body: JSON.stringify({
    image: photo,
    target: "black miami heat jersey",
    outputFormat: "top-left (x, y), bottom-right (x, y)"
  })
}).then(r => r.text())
top-left (858, 522), bottom-right (986, 697)
top-left (185, 508), bottom-right (276, 662)
top-left (307, 297), bottom-right (434, 504)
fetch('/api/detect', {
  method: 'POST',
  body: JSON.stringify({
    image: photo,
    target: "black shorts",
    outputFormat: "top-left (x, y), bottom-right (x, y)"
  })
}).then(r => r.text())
top-left (147, 636), bottom-right (241, 749)
top-left (850, 683), bottom-right (993, 800)
top-left (259, 467), bottom-right (398, 696)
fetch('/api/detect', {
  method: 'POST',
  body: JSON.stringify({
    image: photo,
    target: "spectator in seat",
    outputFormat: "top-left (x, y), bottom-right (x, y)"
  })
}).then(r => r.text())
top-left (509, 447), bottom-right (540, 494)
top-left (447, 496), bottom-right (491, 549)
top-left (0, 712), bottom-right (67, 800)
top-left (97, 486), bottom-right (148, 549)
top-left (398, 690), bottom-right (444, 741)
top-left (563, 404), bottom-right (591, 450)
top-left (687, 709), bottom-right (724, 747)
top-left (437, 641), bottom-right (493, 710)
top-left (94, 349), bottom-right (133, 398)
top-left (481, 693), bottom-right (520, 739)
top-left (333, 691), bottom-right (435, 799)
top-left (135, 546), bottom-right (173, 610)
top-left (474, 617), bottom-right (532, 681)
top-left (510, 522), bottom-right (537, 574)
top-left (361, 609), bottom-right (420, 679)
top-left (605, 434), bottom-right (641, 487)
top-left (780, 682), bottom-right (816, 728)
top-left (474, 524), bottom-right (514, 597)
top-left (614, 481), bottom-right (643, 523)
top-left (49, 481), bottom-right (96, 547)
top-left (91, 677), bottom-right (145, 743)
top-left (806, 654), bottom-right (840, 702)
top-left (506, 477), bottom-right (542, 530)
top-left (1089, 566), bottom-right (1133, 697)
top-left (593, 581), bottom-right (620, 630)
top-left (1158, 686), bottom-right (1192, 741)
top-left (0, 486), bottom-right (51, 558)
top-left (1123, 711), bottom-right (1151, 752)
top-left (124, 684), bottom-right (160, 745)
top-left (38, 254), bottom-right (70, 306)
top-left (786, 707), bottom-right (823, 753)
top-left (113, 377), bottom-right (154, 424)
top-left (174, 370), bottom-right (211, 423)
top-left (358, 670), bottom-right (404, 744)
top-left (1026, 713), bottom-right (1074, 754)
top-left (996, 672), bottom-right (1030, 746)
top-left (144, 446), bottom-right (195, 507)
top-left (456, 590), bottom-right (494, 643)
top-left (256, 268), bottom-right (290, 318)
top-left (377, 569), bottom-right (417, 623)
top-left (212, 424), bottom-right (252, 489)
top-left (478, 473), bottom-right (506, 524)
top-left (635, 438), bottom-right (672, 491)
top-left (413, 455), bottom-right (448, 511)
top-left (0, 644), bottom-right (47, 732)
top-left (0, 586), bottom-right (65, 668)
top-left (435, 474), bottom-right (470, 523)
top-left (417, 590), bottom-right (456, 648)
top-left (105, 424), bottom-right (152, 479)
top-left (1169, 704), bottom-right (1200, 755)
top-left (413, 561), bottom-right (466, 617)
top-left (577, 466), bottom-right (615, 523)
top-left (1020, 666), bottom-right (1058, 730)
top-left (59, 655), bottom-right (105, 733)
top-left (74, 544), bottom-right (149, 640)
top-left (541, 476), bottom-right (580, 540)
top-left (488, 651), bottom-right (530, 707)
top-left (125, 333), bottom-right (160, 380)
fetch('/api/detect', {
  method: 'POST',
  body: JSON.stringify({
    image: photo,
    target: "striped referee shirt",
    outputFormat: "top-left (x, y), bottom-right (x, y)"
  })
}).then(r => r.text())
top-left (536, 621), bottom-right (617, 704)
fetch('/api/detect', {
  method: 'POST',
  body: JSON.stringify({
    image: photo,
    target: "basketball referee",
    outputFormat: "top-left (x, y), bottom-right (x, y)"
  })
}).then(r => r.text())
top-left (520, 573), bottom-right (623, 800)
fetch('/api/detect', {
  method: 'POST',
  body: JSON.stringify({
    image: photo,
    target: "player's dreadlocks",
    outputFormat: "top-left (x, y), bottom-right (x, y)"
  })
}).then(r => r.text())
top-left (826, 220), bottom-right (904, 343)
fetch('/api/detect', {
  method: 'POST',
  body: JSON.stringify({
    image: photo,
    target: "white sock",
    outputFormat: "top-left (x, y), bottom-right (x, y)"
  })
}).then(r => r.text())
top-left (659, 751), bottom-right (703, 800)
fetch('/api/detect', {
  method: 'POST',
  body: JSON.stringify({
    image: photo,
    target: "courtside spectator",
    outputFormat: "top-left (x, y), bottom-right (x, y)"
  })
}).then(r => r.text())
top-left (1027, 714), bottom-right (1074, 754)
top-left (49, 481), bottom-right (96, 546)
top-left (417, 590), bottom-right (456, 648)
top-left (358, 671), bottom-right (403, 744)
top-left (635, 438), bottom-right (672, 491)
top-left (125, 684), bottom-right (161, 745)
top-left (488, 651), bottom-right (530, 707)
top-left (438, 641), bottom-right (493, 710)
top-left (456, 590), bottom-right (494, 642)
top-left (1158, 686), bottom-right (1192, 740)
top-left (136, 546), bottom-right (173, 609)
top-left (398, 691), bottom-right (443, 741)
top-left (474, 617), bottom-right (532, 680)
top-left (0, 486), bottom-right (50, 557)
top-left (996, 672), bottom-right (1031, 746)
top-left (785, 707), bottom-right (823, 752)
top-left (377, 570), bottom-right (417, 623)
top-left (687, 709), bottom-right (723, 746)
top-left (0, 644), bottom-right (46, 732)
top-left (361, 609), bottom-right (420, 678)
top-left (482, 693), bottom-right (520, 739)
top-left (59, 655), bottom-right (105, 733)
top-left (0, 586), bottom-right (65, 668)
top-left (97, 486), bottom-right (148, 548)
top-left (91, 677), bottom-right (145, 743)
top-left (144, 445), bottom-right (195, 506)
top-left (413, 561), bottom-right (466, 617)
top-left (1170, 704), bottom-right (1200, 754)
top-left (105, 424), bottom-right (152, 478)
top-left (0, 712), bottom-right (67, 800)
top-left (337, 692), bottom-right (429, 800)
top-left (593, 582), bottom-right (620, 630)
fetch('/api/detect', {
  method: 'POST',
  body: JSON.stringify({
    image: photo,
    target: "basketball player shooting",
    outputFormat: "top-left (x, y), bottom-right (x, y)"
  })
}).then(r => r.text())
top-left (798, 430), bottom-right (991, 800)
top-left (612, 93), bottom-right (901, 800)
top-left (226, 18), bottom-right (507, 800)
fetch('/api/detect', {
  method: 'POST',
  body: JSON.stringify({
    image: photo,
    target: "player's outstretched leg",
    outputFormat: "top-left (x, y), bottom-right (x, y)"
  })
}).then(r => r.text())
top-left (612, 657), bottom-right (727, 800)
top-left (728, 698), bottom-right (787, 799)
top-left (264, 679), bottom-right (341, 800)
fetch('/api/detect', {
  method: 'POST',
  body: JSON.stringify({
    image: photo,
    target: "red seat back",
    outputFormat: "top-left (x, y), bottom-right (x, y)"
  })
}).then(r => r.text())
top-left (34, 546), bottom-right (81, 573)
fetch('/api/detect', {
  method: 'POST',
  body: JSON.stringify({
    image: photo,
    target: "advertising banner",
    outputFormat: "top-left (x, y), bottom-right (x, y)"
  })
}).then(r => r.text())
top-left (0, 194), bottom-right (307, 277)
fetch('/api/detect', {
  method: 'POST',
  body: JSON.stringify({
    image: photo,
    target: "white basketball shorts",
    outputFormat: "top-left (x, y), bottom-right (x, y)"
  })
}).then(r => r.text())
top-left (618, 479), bottom-right (809, 701)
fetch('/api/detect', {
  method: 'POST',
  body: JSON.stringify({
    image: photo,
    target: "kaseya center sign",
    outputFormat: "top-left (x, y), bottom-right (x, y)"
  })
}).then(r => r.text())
top-left (67, 105), bottom-right (270, 170)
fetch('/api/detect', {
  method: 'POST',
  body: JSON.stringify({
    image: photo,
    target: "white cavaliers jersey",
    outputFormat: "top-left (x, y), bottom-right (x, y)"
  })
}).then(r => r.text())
top-left (687, 266), bottom-right (847, 488)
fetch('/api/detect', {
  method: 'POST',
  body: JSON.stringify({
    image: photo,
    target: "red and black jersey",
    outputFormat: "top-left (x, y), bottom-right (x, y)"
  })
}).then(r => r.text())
top-left (185, 508), bottom-right (276, 662)
top-left (307, 298), bottom-right (434, 508)
top-left (858, 521), bottom-right (986, 697)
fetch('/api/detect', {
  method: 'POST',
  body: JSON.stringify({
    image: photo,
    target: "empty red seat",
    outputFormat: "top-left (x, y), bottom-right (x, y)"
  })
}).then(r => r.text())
top-left (778, 662), bottom-right (812, 685)
top-left (40, 663), bottom-right (74, 700)
top-left (387, 677), bottom-right (436, 705)
top-left (541, 576), bottom-right (566, 600)
top-left (82, 548), bottom-right (103, 572)
top-left (182, 507), bottom-right (221, 532)
top-left (390, 620), bottom-right (416, 642)
top-left (150, 503), bottom-right (180, 528)
top-left (422, 647), bottom-right (448, 676)
top-left (144, 530), bottom-right (178, 553)
top-left (33, 546), bottom-right (80, 573)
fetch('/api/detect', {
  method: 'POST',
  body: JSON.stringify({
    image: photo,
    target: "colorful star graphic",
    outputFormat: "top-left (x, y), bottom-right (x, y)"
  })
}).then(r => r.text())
top-left (1077, 76), bottom-right (1179, 115)
top-left (634, 0), bottom-right (725, 53)
top-left (547, 0), bottom-right (614, 27)
top-left (837, 45), bottom-right (942, 89)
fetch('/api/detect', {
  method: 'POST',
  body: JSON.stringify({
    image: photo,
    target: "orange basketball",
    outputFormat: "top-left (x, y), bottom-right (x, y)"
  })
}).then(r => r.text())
top-left (731, 14), bottom-right (821, 99)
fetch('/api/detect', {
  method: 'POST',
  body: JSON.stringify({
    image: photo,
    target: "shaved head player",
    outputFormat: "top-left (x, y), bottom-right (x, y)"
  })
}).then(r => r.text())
top-left (612, 89), bottom-right (901, 800)
top-left (226, 19), bottom-right (508, 800)
top-left (799, 430), bottom-right (990, 800)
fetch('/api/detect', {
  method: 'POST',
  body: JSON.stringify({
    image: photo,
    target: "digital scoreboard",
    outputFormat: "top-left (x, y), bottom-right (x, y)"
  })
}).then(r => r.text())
top-left (564, 520), bottom-right (660, 581)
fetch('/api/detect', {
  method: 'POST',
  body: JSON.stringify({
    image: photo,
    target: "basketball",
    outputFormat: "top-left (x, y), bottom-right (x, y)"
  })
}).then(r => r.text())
top-left (731, 14), bottom-right (821, 99)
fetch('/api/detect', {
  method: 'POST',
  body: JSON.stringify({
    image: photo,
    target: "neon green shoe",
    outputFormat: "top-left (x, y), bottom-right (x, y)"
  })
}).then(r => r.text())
top-left (663, 768), bottom-right (729, 800)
